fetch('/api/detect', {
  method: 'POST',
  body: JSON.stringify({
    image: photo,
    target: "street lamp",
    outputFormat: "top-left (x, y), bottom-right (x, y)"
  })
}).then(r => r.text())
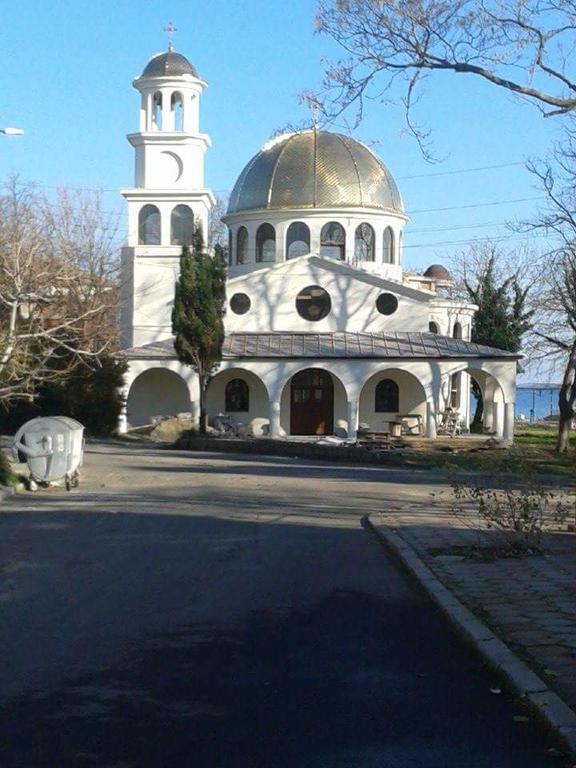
top-left (1, 128), bottom-right (24, 136)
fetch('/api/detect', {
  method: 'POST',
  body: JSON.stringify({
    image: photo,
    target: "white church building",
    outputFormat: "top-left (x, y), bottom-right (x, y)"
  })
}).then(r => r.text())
top-left (118, 48), bottom-right (519, 442)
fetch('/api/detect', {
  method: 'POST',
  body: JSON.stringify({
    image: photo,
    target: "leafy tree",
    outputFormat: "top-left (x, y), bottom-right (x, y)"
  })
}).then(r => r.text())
top-left (460, 248), bottom-right (532, 426)
top-left (172, 228), bottom-right (226, 434)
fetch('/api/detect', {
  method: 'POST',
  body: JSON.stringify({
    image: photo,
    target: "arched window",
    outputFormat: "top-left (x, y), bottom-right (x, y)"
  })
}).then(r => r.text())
top-left (225, 379), bottom-right (249, 412)
top-left (236, 226), bottom-right (248, 264)
top-left (286, 222), bottom-right (310, 259)
top-left (429, 321), bottom-right (440, 334)
top-left (170, 205), bottom-right (194, 246)
top-left (171, 92), bottom-right (183, 131)
top-left (138, 205), bottom-right (161, 245)
top-left (152, 92), bottom-right (162, 131)
top-left (256, 223), bottom-right (276, 263)
top-left (453, 322), bottom-right (463, 339)
top-left (375, 379), bottom-right (399, 412)
top-left (355, 223), bottom-right (375, 261)
top-left (383, 227), bottom-right (395, 264)
top-left (320, 222), bottom-right (345, 260)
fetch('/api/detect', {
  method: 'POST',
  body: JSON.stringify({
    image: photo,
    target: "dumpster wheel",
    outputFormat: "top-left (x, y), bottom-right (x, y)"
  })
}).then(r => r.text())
top-left (65, 471), bottom-right (80, 492)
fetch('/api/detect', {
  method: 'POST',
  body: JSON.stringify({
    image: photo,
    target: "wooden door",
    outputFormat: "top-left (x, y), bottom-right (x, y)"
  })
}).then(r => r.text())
top-left (290, 369), bottom-right (334, 435)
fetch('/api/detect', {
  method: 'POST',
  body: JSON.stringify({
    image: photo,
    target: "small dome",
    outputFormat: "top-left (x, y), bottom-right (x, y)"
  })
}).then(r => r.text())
top-left (424, 264), bottom-right (453, 281)
top-left (227, 130), bottom-right (403, 215)
top-left (141, 51), bottom-right (198, 79)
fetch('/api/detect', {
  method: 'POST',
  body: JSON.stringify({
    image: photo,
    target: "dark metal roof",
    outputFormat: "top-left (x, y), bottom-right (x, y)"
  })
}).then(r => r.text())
top-left (424, 264), bottom-right (453, 281)
top-left (122, 333), bottom-right (520, 361)
top-left (141, 51), bottom-right (198, 79)
top-left (227, 131), bottom-right (404, 215)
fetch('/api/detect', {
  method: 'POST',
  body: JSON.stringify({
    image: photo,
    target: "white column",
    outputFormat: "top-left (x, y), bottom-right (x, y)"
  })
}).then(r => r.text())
top-left (503, 402), bottom-right (515, 443)
top-left (117, 388), bottom-right (130, 434)
top-left (347, 398), bottom-right (359, 440)
top-left (493, 401), bottom-right (504, 438)
top-left (426, 400), bottom-right (437, 439)
top-left (269, 401), bottom-right (281, 439)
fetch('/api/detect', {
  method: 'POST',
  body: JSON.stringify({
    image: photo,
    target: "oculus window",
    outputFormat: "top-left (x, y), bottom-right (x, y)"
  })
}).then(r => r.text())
top-left (376, 293), bottom-right (398, 315)
top-left (296, 285), bottom-right (331, 321)
top-left (230, 293), bottom-right (251, 315)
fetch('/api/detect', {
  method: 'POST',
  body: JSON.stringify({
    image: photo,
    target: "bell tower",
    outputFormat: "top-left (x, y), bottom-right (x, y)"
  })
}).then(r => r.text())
top-left (120, 44), bottom-right (215, 349)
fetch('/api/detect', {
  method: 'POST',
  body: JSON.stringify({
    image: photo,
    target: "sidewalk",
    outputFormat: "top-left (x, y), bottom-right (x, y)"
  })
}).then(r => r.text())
top-left (371, 499), bottom-right (576, 749)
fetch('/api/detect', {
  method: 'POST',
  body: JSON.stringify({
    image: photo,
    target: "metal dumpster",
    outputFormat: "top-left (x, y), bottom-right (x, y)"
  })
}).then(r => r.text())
top-left (12, 417), bottom-right (84, 490)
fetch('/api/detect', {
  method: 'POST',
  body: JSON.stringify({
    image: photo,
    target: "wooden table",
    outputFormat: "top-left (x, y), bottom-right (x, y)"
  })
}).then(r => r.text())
top-left (396, 414), bottom-right (424, 436)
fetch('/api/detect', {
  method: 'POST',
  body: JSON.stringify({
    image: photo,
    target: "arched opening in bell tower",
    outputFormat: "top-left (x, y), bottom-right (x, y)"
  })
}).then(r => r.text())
top-left (152, 92), bottom-right (163, 131)
top-left (171, 205), bottom-right (194, 245)
top-left (171, 92), bottom-right (184, 131)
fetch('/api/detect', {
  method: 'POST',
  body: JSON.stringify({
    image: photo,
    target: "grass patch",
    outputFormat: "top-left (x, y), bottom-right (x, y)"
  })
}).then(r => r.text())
top-left (0, 449), bottom-right (17, 487)
top-left (409, 426), bottom-right (576, 480)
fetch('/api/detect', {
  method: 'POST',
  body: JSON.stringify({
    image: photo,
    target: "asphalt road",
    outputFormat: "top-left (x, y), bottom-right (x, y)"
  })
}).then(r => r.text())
top-left (0, 443), bottom-right (569, 767)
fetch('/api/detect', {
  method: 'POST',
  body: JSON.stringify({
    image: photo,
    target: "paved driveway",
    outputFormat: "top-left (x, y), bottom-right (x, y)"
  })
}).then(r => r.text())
top-left (0, 443), bottom-right (569, 766)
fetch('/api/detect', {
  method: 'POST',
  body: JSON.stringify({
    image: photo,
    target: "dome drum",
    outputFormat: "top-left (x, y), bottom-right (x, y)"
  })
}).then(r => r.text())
top-left (225, 211), bottom-right (404, 279)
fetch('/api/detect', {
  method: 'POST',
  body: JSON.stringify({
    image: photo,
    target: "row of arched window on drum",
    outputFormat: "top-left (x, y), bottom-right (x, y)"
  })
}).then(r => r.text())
top-left (224, 378), bottom-right (401, 414)
top-left (231, 222), bottom-right (399, 264)
top-left (139, 204), bottom-right (194, 246)
top-left (429, 320), bottom-right (463, 339)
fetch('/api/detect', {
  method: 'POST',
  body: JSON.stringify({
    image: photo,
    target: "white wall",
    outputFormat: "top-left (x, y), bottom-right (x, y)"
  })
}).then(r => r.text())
top-left (225, 256), bottom-right (432, 334)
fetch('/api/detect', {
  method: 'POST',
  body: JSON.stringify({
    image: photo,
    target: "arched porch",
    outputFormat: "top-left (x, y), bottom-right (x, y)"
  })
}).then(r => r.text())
top-left (279, 367), bottom-right (348, 437)
top-left (206, 368), bottom-right (270, 436)
top-left (358, 368), bottom-right (428, 435)
top-left (126, 367), bottom-right (191, 428)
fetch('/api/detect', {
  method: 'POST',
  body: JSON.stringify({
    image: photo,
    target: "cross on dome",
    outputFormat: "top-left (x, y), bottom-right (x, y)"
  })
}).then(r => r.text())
top-left (164, 21), bottom-right (177, 52)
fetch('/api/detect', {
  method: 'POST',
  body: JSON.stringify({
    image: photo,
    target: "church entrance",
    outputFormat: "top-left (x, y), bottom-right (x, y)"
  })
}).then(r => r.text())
top-left (290, 368), bottom-right (334, 435)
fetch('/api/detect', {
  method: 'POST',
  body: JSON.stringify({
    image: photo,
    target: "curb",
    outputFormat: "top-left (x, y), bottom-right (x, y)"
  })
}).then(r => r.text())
top-left (0, 485), bottom-right (16, 503)
top-left (365, 515), bottom-right (576, 757)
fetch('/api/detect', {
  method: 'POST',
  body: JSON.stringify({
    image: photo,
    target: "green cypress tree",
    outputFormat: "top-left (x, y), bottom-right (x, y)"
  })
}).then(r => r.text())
top-left (172, 227), bottom-right (226, 434)
top-left (464, 254), bottom-right (533, 427)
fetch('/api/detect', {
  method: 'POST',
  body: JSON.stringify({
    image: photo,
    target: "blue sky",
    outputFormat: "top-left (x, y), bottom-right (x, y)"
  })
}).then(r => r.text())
top-left (2, 0), bottom-right (566, 271)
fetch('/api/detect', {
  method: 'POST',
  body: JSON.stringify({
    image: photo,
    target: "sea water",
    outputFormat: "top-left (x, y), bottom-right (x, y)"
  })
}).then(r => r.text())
top-left (516, 387), bottom-right (560, 422)
top-left (469, 387), bottom-right (559, 423)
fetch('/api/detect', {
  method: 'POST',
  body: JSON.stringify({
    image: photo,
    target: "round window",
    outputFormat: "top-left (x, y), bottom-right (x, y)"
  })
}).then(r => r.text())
top-left (296, 285), bottom-right (331, 321)
top-left (376, 293), bottom-right (398, 315)
top-left (229, 292), bottom-right (251, 315)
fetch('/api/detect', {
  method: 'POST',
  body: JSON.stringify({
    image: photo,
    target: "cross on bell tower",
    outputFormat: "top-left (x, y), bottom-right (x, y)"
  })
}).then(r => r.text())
top-left (164, 22), bottom-right (177, 51)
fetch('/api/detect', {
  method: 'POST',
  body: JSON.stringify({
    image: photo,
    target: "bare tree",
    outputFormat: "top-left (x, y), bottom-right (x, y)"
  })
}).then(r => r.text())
top-left (518, 126), bottom-right (576, 450)
top-left (315, 1), bottom-right (576, 153)
top-left (209, 193), bottom-right (230, 252)
top-left (0, 178), bottom-right (120, 407)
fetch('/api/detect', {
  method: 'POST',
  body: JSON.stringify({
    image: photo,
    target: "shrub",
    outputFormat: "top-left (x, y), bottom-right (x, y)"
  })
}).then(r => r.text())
top-left (452, 468), bottom-right (569, 551)
top-left (1, 356), bottom-right (127, 437)
top-left (0, 449), bottom-right (16, 487)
